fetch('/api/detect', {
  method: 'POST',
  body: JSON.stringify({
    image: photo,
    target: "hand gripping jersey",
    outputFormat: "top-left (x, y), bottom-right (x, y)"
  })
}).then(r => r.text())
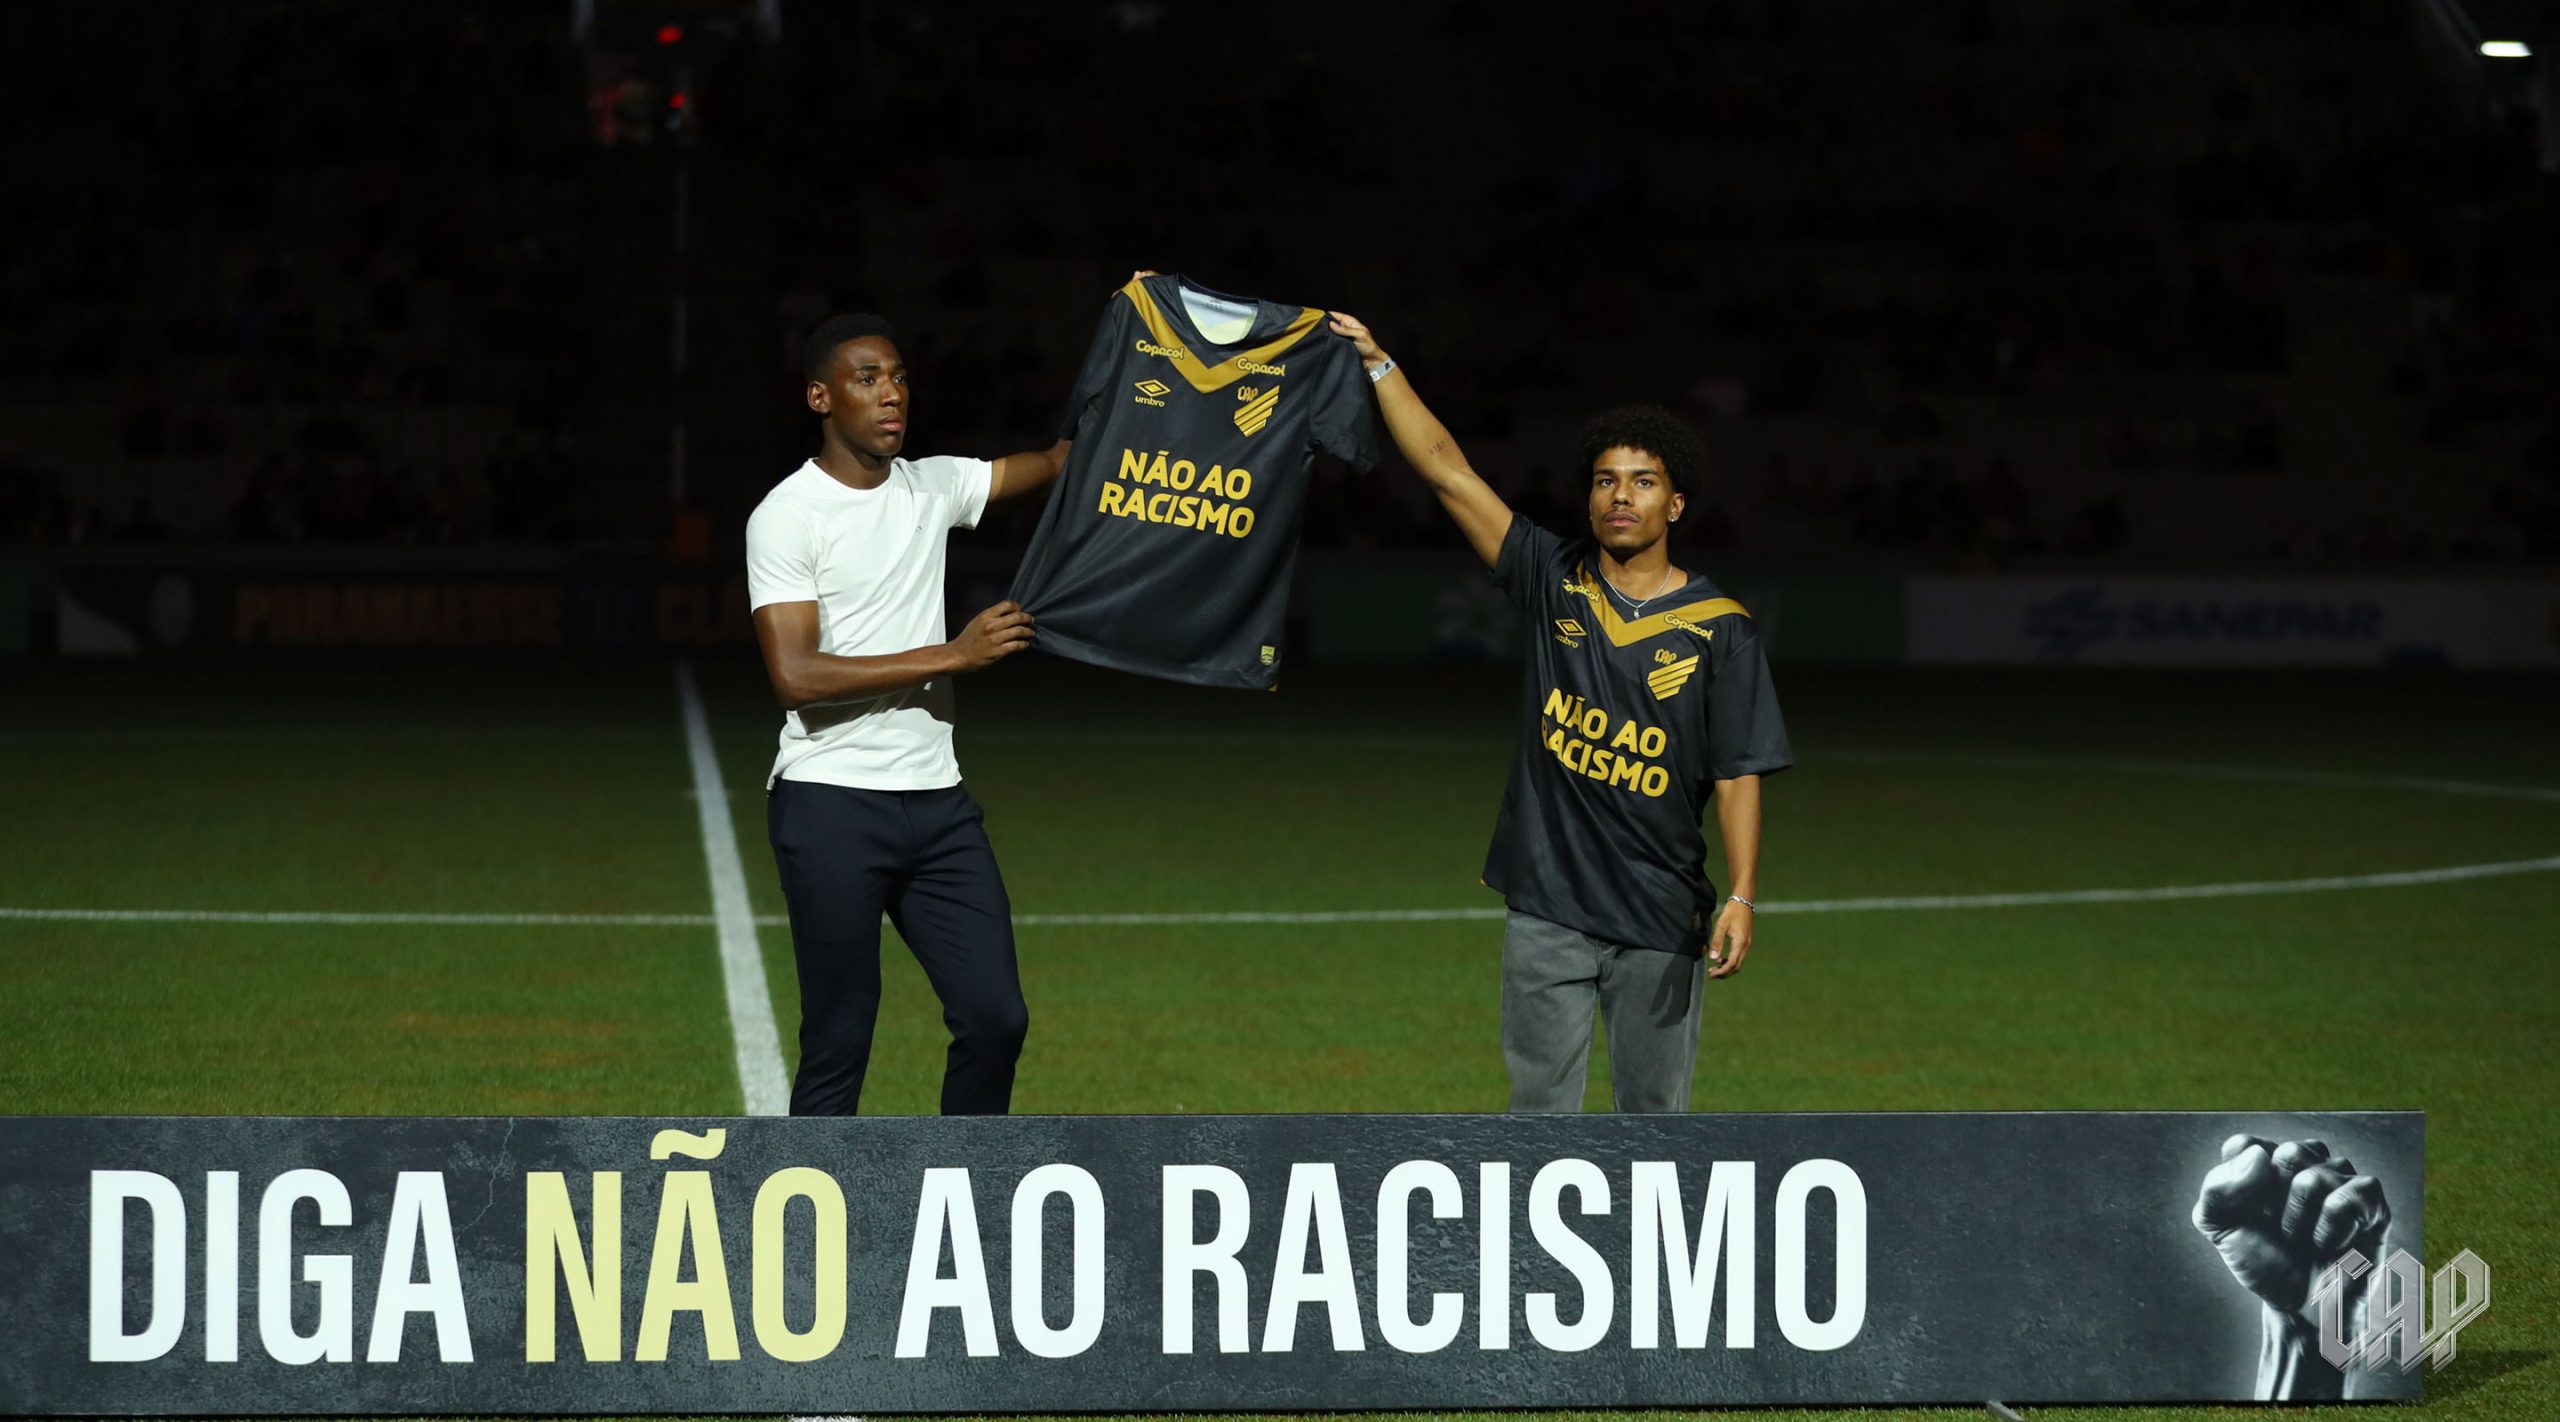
top-left (1008, 274), bottom-right (1381, 688)
top-left (1483, 518), bottom-right (1795, 954)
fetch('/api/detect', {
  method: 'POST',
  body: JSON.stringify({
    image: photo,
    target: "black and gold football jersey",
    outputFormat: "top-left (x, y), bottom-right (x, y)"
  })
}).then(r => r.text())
top-left (1008, 274), bottom-right (1381, 689)
top-left (1483, 517), bottom-right (1795, 954)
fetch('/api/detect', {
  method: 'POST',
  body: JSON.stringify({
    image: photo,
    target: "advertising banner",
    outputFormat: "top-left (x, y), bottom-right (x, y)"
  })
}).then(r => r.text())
top-left (1300, 559), bottom-right (1904, 665)
top-left (49, 564), bottom-right (755, 654)
top-left (4, 1111), bottom-right (2420, 1413)
top-left (1908, 577), bottom-right (2560, 667)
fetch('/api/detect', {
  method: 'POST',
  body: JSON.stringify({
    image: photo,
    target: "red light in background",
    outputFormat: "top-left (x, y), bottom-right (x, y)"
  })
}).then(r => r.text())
top-left (656, 24), bottom-right (683, 44)
top-left (669, 92), bottom-right (688, 110)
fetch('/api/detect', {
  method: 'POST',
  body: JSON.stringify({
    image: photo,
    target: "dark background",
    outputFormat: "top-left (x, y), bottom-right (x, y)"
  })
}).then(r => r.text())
top-left (0, 16), bottom-right (2530, 1404)
top-left (4, 0), bottom-right (2554, 585)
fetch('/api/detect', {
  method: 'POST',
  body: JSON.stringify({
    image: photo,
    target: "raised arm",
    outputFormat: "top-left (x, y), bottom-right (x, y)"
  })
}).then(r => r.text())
top-left (752, 600), bottom-right (1032, 711)
top-left (1326, 312), bottom-right (1514, 568)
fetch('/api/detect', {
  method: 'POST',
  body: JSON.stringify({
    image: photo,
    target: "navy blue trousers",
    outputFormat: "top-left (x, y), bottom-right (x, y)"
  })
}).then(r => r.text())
top-left (766, 780), bottom-right (1026, 1116)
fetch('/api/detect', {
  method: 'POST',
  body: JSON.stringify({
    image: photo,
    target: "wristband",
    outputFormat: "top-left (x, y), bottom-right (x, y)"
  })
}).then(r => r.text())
top-left (1365, 356), bottom-right (1397, 384)
top-left (1727, 894), bottom-right (1755, 911)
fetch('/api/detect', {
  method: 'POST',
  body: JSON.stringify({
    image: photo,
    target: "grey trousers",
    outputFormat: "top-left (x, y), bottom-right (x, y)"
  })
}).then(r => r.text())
top-left (1501, 909), bottom-right (1706, 1112)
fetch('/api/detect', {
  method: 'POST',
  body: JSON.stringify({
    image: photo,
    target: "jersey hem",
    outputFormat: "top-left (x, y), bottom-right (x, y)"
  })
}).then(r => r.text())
top-left (1030, 625), bottom-right (1277, 690)
top-left (1484, 878), bottom-right (1705, 957)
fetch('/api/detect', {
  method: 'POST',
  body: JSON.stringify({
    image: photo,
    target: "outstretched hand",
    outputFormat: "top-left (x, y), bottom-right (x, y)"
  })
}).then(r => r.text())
top-left (1326, 311), bottom-right (1389, 368)
top-left (947, 600), bottom-right (1035, 672)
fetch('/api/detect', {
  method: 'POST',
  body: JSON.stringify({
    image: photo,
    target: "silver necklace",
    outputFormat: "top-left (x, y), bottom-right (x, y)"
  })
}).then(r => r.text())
top-left (1603, 565), bottom-right (1681, 613)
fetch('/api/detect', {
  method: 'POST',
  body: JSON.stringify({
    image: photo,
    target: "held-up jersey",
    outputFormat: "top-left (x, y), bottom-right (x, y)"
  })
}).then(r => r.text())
top-left (1008, 273), bottom-right (1382, 689)
top-left (1482, 517), bottom-right (1794, 954)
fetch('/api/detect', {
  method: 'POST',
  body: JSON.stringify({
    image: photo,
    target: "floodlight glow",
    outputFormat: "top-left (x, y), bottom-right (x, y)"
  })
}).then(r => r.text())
top-left (2479, 40), bottom-right (2531, 58)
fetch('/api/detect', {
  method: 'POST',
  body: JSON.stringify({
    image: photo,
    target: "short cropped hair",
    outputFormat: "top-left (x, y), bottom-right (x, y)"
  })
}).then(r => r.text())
top-left (803, 313), bottom-right (896, 382)
top-left (1577, 405), bottom-right (1705, 493)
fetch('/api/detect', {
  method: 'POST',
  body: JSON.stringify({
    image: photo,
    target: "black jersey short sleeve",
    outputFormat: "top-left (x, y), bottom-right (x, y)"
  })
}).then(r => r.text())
top-left (1008, 273), bottom-right (1379, 689)
top-left (1306, 338), bottom-right (1385, 473)
top-left (1703, 618), bottom-right (1794, 781)
top-left (1490, 514), bottom-right (1567, 614)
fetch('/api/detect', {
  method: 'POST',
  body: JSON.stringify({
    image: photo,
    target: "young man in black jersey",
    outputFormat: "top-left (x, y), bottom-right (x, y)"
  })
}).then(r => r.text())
top-left (1328, 312), bottom-right (1793, 1112)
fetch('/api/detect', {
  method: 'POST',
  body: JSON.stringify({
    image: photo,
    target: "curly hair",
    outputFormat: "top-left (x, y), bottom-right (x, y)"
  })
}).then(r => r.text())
top-left (803, 312), bottom-right (897, 382)
top-left (1577, 405), bottom-right (1706, 493)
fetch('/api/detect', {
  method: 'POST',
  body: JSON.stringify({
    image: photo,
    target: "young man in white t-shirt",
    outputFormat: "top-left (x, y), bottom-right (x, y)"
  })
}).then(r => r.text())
top-left (745, 312), bottom-right (1069, 1116)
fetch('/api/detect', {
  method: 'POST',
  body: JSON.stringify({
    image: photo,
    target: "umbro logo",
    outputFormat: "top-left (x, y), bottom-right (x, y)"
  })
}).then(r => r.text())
top-left (1132, 379), bottom-right (1169, 408)
top-left (1554, 618), bottom-right (1586, 648)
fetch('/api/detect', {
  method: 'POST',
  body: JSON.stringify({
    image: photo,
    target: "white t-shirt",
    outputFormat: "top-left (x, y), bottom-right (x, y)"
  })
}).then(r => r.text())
top-left (744, 455), bottom-right (994, 790)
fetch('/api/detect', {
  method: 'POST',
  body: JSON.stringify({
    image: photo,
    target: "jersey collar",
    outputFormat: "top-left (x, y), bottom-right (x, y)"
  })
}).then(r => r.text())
top-left (1122, 275), bottom-right (1324, 395)
top-left (1565, 560), bottom-right (1749, 646)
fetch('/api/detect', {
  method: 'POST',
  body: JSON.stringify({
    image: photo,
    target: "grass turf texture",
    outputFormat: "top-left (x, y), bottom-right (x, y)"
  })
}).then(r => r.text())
top-left (2, 655), bottom-right (2553, 1420)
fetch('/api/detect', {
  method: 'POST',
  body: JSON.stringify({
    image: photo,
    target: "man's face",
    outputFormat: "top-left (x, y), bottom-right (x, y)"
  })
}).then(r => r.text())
top-left (806, 336), bottom-right (909, 458)
top-left (1586, 444), bottom-right (1684, 556)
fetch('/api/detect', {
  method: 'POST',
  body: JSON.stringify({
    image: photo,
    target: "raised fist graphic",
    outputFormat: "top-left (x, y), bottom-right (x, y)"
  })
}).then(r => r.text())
top-left (2192, 1134), bottom-right (2391, 1399)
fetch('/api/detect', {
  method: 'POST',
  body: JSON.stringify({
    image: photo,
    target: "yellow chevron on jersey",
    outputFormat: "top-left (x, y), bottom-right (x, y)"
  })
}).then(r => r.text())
top-left (1567, 562), bottom-right (1750, 646)
top-left (1234, 385), bottom-right (1279, 435)
top-left (1123, 278), bottom-right (1324, 394)
top-left (1646, 652), bottom-right (1701, 700)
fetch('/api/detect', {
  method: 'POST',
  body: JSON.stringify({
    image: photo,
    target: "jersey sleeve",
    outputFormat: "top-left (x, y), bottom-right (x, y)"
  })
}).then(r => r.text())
top-left (1703, 618), bottom-right (1795, 780)
top-left (744, 500), bottom-right (819, 610)
top-left (913, 455), bottom-right (994, 531)
top-left (1307, 332), bottom-right (1385, 472)
top-left (1056, 292), bottom-right (1131, 441)
top-left (1488, 515), bottom-right (1566, 615)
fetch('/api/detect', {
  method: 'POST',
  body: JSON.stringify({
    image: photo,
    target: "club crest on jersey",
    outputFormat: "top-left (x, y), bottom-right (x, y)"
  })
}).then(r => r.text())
top-left (1553, 618), bottom-right (1586, 648)
top-left (1234, 384), bottom-right (1279, 436)
top-left (1132, 378), bottom-right (1170, 407)
top-left (1647, 651), bottom-right (1701, 700)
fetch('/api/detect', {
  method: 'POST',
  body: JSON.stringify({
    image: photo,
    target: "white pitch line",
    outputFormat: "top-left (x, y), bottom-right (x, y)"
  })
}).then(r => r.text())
top-left (1005, 907), bottom-right (1505, 925)
top-left (9, 743), bottom-right (2557, 936)
top-left (675, 662), bottom-right (790, 1118)
top-left (1761, 853), bottom-right (2560, 913)
top-left (1818, 749), bottom-right (2560, 806)
top-left (0, 727), bottom-right (658, 745)
top-left (0, 908), bottom-right (714, 926)
top-left (968, 729), bottom-right (1506, 752)
top-left (10, 852), bottom-right (2559, 930)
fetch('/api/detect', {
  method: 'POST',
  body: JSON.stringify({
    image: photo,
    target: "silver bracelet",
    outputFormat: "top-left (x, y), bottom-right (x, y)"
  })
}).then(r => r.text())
top-left (1727, 894), bottom-right (1755, 911)
top-left (1365, 356), bottom-right (1397, 384)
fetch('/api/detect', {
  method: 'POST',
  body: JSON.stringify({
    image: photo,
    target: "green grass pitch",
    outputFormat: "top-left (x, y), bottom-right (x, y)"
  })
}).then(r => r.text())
top-left (2, 654), bottom-right (2553, 1421)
